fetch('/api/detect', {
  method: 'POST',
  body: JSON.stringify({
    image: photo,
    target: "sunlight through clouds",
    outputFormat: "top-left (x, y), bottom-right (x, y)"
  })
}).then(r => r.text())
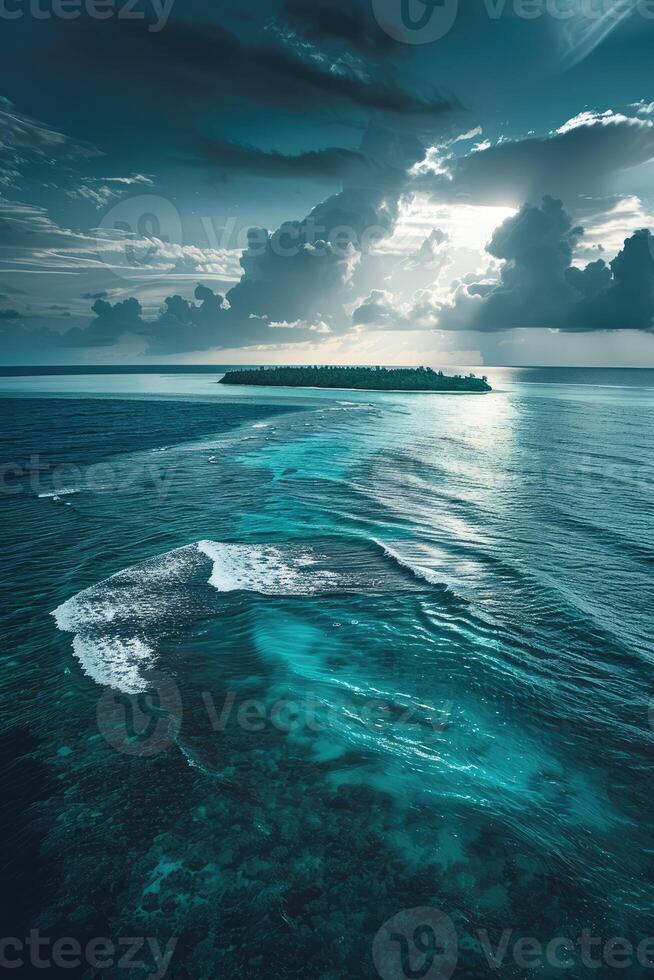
top-left (377, 195), bottom-right (516, 258)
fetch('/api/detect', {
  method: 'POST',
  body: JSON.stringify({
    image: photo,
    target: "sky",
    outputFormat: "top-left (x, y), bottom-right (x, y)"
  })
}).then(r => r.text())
top-left (1, 0), bottom-right (654, 366)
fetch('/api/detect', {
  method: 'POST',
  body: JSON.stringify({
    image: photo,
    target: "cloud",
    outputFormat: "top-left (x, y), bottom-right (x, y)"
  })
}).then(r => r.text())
top-left (0, 282), bottom-right (26, 295)
top-left (277, 0), bottom-right (396, 56)
top-left (465, 195), bottom-right (582, 329)
top-left (0, 195), bottom-right (95, 256)
top-left (137, 286), bottom-right (223, 353)
top-left (0, 192), bottom-right (242, 286)
top-left (186, 139), bottom-right (370, 182)
top-left (52, 18), bottom-right (458, 123)
top-left (66, 175), bottom-right (154, 209)
top-left (412, 228), bottom-right (449, 266)
top-left (0, 308), bottom-right (20, 320)
top-left (0, 96), bottom-right (97, 159)
top-left (140, 266), bottom-right (343, 355)
top-left (352, 283), bottom-right (461, 332)
top-left (633, 100), bottom-right (654, 116)
top-left (416, 110), bottom-right (654, 208)
top-left (576, 194), bottom-right (654, 260)
top-left (569, 229), bottom-right (654, 331)
top-left (4, 199), bottom-right (654, 358)
top-left (0, 295), bottom-right (144, 355)
top-left (91, 296), bottom-right (143, 325)
top-left (137, 128), bottom-right (424, 353)
top-left (1, 125), bottom-right (417, 356)
top-left (352, 280), bottom-right (457, 332)
top-left (101, 175), bottom-right (154, 186)
top-left (0, 96), bottom-right (100, 189)
top-left (440, 197), bottom-right (654, 333)
top-left (352, 289), bottom-right (400, 327)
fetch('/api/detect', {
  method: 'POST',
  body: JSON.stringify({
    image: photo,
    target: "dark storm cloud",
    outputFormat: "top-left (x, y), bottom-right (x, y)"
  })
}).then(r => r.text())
top-left (142, 219), bottom-right (357, 354)
top-left (145, 125), bottom-right (425, 353)
top-left (0, 308), bottom-right (20, 319)
top-left (228, 229), bottom-right (348, 316)
top-left (52, 297), bottom-right (145, 348)
top-left (278, 0), bottom-right (395, 55)
top-left (138, 286), bottom-right (229, 355)
top-left (0, 123), bottom-right (424, 356)
top-left (472, 196), bottom-right (583, 329)
top-left (442, 197), bottom-right (654, 333)
top-left (418, 112), bottom-right (654, 208)
top-left (0, 297), bottom-right (144, 354)
top-left (569, 230), bottom-right (654, 331)
top-left (186, 140), bottom-right (370, 182)
top-left (91, 297), bottom-right (143, 329)
top-left (3, 167), bottom-right (412, 355)
top-left (50, 17), bottom-right (457, 121)
top-left (0, 217), bottom-right (355, 354)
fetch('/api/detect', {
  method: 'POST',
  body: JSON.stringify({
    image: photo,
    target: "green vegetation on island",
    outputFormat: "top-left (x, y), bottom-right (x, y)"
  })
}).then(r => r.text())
top-left (219, 366), bottom-right (492, 392)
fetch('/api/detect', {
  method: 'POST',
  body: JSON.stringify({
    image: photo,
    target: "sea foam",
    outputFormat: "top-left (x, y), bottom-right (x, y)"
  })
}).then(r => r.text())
top-left (52, 544), bottom-right (204, 692)
top-left (198, 540), bottom-right (337, 595)
top-left (52, 540), bottom-right (344, 693)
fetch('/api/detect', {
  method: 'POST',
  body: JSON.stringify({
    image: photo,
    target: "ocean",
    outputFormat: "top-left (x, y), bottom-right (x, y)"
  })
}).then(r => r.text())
top-left (1, 366), bottom-right (653, 978)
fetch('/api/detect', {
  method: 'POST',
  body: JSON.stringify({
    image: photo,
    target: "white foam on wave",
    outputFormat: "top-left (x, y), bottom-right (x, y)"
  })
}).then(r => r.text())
top-left (198, 540), bottom-right (337, 595)
top-left (53, 540), bottom-right (343, 693)
top-left (72, 635), bottom-right (155, 692)
top-left (38, 488), bottom-right (79, 499)
top-left (52, 544), bottom-right (204, 693)
top-left (370, 537), bottom-right (445, 588)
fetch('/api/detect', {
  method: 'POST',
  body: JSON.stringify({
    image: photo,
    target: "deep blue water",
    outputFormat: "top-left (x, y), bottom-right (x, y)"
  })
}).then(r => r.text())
top-left (1, 367), bottom-right (653, 979)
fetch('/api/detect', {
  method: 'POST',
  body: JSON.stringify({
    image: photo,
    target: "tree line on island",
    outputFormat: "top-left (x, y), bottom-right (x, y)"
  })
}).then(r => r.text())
top-left (219, 366), bottom-right (492, 392)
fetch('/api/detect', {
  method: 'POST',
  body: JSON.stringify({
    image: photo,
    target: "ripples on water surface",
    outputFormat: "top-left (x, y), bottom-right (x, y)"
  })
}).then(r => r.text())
top-left (1, 367), bottom-right (653, 978)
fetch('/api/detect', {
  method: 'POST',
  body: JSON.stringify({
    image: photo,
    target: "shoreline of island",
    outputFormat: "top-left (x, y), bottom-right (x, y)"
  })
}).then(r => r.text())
top-left (218, 366), bottom-right (492, 393)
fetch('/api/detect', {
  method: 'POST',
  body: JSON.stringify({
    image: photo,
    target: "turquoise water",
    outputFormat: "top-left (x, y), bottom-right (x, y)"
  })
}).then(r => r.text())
top-left (1, 368), bottom-right (653, 978)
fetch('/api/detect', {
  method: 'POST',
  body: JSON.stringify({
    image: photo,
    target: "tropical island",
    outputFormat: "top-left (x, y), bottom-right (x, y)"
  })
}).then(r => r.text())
top-left (219, 366), bottom-right (492, 392)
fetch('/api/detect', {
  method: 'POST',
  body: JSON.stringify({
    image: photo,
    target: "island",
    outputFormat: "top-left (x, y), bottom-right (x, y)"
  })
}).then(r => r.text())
top-left (219, 366), bottom-right (492, 392)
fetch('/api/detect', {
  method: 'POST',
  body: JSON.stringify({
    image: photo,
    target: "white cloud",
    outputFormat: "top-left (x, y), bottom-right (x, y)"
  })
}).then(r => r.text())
top-left (0, 97), bottom-right (99, 158)
top-left (576, 195), bottom-right (654, 261)
top-left (631, 100), bottom-right (654, 116)
top-left (556, 109), bottom-right (653, 135)
top-left (268, 317), bottom-right (332, 333)
top-left (67, 175), bottom-right (155, 209)
top-left (452, 126), bottom-right (483, 144)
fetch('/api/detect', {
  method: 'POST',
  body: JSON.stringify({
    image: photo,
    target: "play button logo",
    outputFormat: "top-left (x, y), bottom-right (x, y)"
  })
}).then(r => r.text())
top-left (372, 0), bottom-right (459, 43)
